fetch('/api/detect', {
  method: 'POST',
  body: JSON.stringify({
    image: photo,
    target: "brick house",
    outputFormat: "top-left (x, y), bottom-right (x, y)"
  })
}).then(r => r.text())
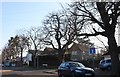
top-left (65, 43), bottom-right (92, 61)
top-left (40, 43), bottom-right (92, 62)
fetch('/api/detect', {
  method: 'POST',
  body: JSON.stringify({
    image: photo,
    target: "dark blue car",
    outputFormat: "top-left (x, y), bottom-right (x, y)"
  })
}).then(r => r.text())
top-left (58, 61), bottom-right (95, 77)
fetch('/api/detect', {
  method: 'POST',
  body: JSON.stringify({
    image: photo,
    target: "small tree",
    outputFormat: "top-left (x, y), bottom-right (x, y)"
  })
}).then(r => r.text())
top-left (7, 36), bottom-right (20, 59)
top-left (17, 35), bottom-right (29, 65)
top-left (6, 35), bottom-right (29, 66)
top-left (2, 46), bottom-right (12, 61)
top-left (26, 27), bottom-right (44, 67)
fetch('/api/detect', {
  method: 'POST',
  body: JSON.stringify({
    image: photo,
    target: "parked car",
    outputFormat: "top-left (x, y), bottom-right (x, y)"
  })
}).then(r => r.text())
top-left (58, 61), bottom-right (95, 77)
top-left (99, 58), bottom-right (111, 70)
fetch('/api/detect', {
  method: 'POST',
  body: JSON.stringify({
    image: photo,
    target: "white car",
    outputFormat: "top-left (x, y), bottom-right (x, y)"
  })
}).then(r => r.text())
top-left (99, 58), bottom-right (111, 70)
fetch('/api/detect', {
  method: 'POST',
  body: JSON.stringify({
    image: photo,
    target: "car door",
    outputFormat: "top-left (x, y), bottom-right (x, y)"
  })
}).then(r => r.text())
top-left (58, 63), bottom-right (66, 75)
top-left (64, 63), bottom-right (71, 76)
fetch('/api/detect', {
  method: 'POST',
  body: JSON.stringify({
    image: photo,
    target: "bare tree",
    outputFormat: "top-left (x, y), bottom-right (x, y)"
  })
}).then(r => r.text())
top-left (26, 27), bottom-right (44, 67)
top-left (17, 35), bottom-right (29, 65)
top-left (70, 2), bottom-right (120, 76)
top-left (42, 11), bottom-right (82, 62)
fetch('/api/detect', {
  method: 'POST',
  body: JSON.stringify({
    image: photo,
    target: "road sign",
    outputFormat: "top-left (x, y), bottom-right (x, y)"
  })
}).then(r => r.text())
top-left (90, 48), bottom-right (96, 54)
top-left (90, 47), bottom-right (96, 68)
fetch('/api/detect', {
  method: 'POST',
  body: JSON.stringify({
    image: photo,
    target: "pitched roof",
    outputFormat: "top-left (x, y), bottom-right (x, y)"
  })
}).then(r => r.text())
top-left (69, 42), bottom-right (90, 52)
top-left (44, 47), bottom-right (54, 52)
top-left (28, 50), bottom-right (43, 55)
top-left (41, 47), bottom-right (56, 55)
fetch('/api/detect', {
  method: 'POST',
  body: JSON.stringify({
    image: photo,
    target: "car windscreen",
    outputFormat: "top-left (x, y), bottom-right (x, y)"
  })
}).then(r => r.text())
top-left (69, 62), bottom-right (85, 68)
top-left (59, 63), bottom-right (66, 68)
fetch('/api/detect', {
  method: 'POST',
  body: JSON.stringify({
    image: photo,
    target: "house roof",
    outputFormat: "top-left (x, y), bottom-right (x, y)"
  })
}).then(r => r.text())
top-left (28, 50), bottom-right (43, 55)
top-left (44, 47), bottom-right (54, 52)
top-left (69, 42), bottom-right (90, 52)
top-left (41, 47), bottom-right (57, 55)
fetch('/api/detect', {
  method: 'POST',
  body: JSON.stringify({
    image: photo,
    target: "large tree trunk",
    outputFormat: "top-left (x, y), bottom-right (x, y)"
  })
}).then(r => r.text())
top-left (58, 49), bottom-right (65, 64)
top-left (33, 55), bottom-right (37, 67)
top-left (108, 36), bottom-right (120, 76)
top-left (33, 49), bottom-right (38, 68)
top-left (110, 51), bottom-right (120, 76)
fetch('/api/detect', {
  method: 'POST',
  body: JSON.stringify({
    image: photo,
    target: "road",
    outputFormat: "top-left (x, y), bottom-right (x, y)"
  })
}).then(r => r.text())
top-left (1, 67), bottom-right (113, 77)
top-left (1, 67), bottom-right (57, 77)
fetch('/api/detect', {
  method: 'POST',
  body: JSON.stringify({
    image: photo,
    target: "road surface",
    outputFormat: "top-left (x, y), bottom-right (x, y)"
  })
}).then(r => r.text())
top-left (1, 67), bottom-right (113, 77)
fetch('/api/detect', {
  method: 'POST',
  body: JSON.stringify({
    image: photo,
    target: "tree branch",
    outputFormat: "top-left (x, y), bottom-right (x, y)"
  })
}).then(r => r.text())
top-left (77, 31), bottom-right (106, 37)
top-left (44, 40), bottom-right (58, 50)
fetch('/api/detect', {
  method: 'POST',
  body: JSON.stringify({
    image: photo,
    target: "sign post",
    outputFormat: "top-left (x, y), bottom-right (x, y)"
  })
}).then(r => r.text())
top-left (90, 48), bottom-right (96, 68)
